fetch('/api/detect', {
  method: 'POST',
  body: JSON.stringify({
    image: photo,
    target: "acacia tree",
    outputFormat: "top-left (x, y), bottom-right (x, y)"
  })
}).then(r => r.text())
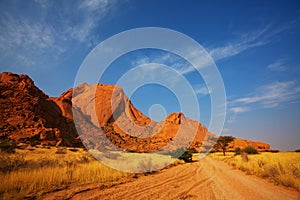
top-left (214, 136), bottom-right (235, 156)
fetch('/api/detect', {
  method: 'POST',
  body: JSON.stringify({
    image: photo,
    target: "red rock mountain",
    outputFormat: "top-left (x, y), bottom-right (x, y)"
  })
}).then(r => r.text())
top-left (0, 72), bottom-right (270, 152)
top-left (59, 82), bottom-right (211, 152)
top-left (229, 138), bottom-right (270, 151)
top-left (0, 72), bottom-right (81, 147)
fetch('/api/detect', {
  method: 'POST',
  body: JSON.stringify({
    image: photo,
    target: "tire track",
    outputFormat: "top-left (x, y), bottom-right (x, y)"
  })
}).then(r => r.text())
top-left (119, 163), bottom-right (204, 199)
top-left (44, 157), bottom-right (300, 200)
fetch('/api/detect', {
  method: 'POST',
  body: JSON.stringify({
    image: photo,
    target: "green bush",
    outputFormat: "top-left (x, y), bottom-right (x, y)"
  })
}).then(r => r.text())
top-left (243, 146), bottom-right (258, 154)
top-left (170, 148), bottom-right (193, 162)
top-left (179, 151), bottom-right (193, 162)
top-left (170, 147), bottom-right (185, 158)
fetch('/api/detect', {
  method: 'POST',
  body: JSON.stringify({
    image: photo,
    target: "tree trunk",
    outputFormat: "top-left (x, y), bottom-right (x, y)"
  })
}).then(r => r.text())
top-left (223, 149), bottom-right (225, 156)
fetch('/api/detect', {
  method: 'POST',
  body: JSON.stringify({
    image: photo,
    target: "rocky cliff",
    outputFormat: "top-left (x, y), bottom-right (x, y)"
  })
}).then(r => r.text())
top-left (0, 72), bottom-right (81, 147)
top-left (70, 83), bottom-right (210, 152)
top-left (228, 138), bottom-right (270, 151)
top-left (0, 72), bottom-right (270, 152)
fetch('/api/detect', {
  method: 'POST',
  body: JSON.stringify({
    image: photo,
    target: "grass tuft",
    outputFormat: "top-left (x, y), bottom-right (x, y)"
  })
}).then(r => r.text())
top-left (210, 152), bottom-right (300, 191)
top-left (0, 147), bottom-right (128, 199)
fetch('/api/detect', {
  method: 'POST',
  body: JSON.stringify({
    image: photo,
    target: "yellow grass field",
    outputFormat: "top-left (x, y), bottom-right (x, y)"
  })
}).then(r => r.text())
top-left (89, 149), bottom-right (183, 173)
top-left (210, 152), bottom-right (300, 191)
top-left (0, 146), bottom-right (183, 199)
top-left (0, 147), bottom-right (129, 199)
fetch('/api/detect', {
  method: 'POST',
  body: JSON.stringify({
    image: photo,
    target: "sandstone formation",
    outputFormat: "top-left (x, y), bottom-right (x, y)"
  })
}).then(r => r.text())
top-left (0, 72), bottom-right (81, 147)
top-left (228, 138), bottom-right (270, 151)
top-left (0, 72), bottom-right (270, 152)
top-left (71, 83), bottom-right (211, 152)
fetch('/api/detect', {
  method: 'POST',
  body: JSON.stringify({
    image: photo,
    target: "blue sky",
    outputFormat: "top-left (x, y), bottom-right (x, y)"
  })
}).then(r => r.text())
top-left (1, 0), bottom-right (300, 151)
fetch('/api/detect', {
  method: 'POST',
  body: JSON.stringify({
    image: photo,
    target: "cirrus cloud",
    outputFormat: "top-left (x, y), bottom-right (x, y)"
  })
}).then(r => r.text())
top-left (0, 0), bottom-right (118, 70)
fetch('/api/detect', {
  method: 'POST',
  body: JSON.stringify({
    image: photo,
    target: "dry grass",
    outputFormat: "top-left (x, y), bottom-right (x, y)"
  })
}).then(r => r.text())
top-left (0, 147), bottom-right (184, 199)
top-left (0, 147), bottom-right (128, 199)
top-left (89, 150), bottom-right (182, 173)
top-left (210, 152), bottom-right (300, 191)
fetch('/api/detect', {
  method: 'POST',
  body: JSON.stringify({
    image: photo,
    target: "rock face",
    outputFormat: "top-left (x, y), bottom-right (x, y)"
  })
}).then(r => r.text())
top-left (0, 72), bottom-right (271, 152)
top-left (71, 83), bottom-right (210, 152)
top-left (228, 138), bottom-right (270, 151)
top-left (0, 72), bottom-right (81, 147)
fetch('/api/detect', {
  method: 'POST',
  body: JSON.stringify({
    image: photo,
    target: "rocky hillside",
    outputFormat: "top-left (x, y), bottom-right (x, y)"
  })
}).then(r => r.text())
top-left (228, 138), bottom-right (270, 151)
top-left (0, 72), bottom-right (270, 152)
top-left (60, 82), bottom-right (212, 152)
top-left (0, 72), bottom-right (82, 147)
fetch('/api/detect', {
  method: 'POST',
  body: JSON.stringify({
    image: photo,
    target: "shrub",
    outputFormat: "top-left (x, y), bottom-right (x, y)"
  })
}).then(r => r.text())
top-left (170, 148), bottom-right (193, 162)
top-left (68, 148), bottom-right (78, 152)
top-left (0, 139), bottom-right (17, 154)
top-left (211, 152), bottom-right (300, 192)
top-left (243, 146), bottom-right (258, 154)
top-left (0, 153), bottom-right (26, 172)
top-left (234, 147), bottom-right (242, 155)
top-left (213, 136), bottom-right (235, 156)
top-left (295, 149), bottom-right (300, 152)
top-left (179, 151), bottom-right (193, 162)
top-left (170, 148), bottom-right (185, 158)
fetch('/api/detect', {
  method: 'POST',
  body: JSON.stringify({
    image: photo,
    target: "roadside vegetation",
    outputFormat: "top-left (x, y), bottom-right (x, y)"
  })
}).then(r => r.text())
top-left (212, 136), bottom-right (235, 156)
top-left (0, 145), bottom-right (187, 199)
top-left (0, 146), bottom-right (129, 199)
top-left (210, 150), bottom-right (300, 192)
top-left (90, 149), bottom-right (184, 173)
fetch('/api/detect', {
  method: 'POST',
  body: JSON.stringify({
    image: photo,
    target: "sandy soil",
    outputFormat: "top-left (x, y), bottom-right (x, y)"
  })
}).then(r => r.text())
top-left (43, 157), bottom-right (300, 200)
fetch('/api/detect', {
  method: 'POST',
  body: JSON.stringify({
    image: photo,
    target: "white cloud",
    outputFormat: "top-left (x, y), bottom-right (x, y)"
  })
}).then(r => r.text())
top-left (226, 118), bottom-right (236, 124)
top-left (16, 55), bottom-right (36, 68)
top-left (208, 25), bottom-right (270, 61)
top-left (207, 21), bottom-right (298, 62)
top-left (130, 50), bottom-right (211, 76)
top-left (208, 41), bottom-right (265, 62)
top-left (194, 84), bottom-right (212, 96)
top-left (175, 22), bottom-right (299, 75)
top-left (79, 0), bottom-right (110, 11)
top-left (0, 17), bottom-right (56, 51)
top-left (230, 107), bottom-right (250, 113)
top-left (128, 22), bottom-right (296, 76)
top-left (129, 54), bottom-right (216, 100)
top-left (131, 23), bottom-right (297, 76)
top-left (267, 59), bottom-right (288, 71)
top-left (0, 0), bottom-right (118, 69)
top-left (232, 81), bottom-right (300, 109)
top-left (0, 16), bottom-right (64, 68)
top-left (226, 81), bottom-right (300, 125)
top-left (69, 0), bottom-right (113, 43)
top-left (130, 53), bottom-right (185, 72)
top-left (34, 0), bottom-right (52, 8)
top-left (222, 127), bottom-right (232, 133)
top-left (131, 57), bottom-right (151, 67)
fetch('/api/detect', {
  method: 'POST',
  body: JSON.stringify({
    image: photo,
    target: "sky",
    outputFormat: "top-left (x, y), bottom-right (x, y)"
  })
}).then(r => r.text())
top-left (1, 0), bottom-right (300, 151)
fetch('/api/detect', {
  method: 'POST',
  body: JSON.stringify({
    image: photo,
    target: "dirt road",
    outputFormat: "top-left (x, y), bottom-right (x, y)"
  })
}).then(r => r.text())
top-left (44, 157), bottom-right (300, 200)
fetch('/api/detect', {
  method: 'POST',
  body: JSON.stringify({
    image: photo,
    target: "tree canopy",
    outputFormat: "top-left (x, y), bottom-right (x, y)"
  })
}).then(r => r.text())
top-left (213, 136), bottom-right (235, 156)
